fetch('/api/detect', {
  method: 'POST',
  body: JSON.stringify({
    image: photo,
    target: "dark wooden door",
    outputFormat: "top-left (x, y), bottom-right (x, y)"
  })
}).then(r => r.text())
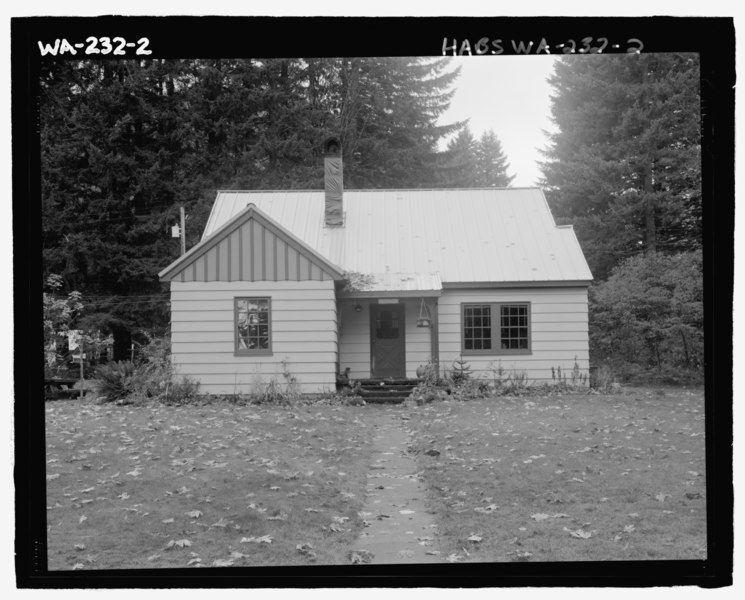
top-left (370, 304), bottom-right (405, 378)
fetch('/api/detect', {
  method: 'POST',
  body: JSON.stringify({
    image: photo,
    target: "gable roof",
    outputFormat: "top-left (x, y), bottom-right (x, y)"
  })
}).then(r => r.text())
top-left (158, 203), bottom-right (344, 282)
top-left (199, 188), bottom-right (593, 285)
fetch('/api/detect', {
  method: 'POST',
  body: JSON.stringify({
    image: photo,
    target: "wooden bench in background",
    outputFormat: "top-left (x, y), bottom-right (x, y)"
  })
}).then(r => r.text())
top-left (45, 378), bottom-right (81, 400)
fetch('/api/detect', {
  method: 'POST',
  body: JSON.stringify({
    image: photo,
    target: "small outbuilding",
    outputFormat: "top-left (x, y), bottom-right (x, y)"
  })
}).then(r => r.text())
top-left (158, 139), bottom-right (593, 394)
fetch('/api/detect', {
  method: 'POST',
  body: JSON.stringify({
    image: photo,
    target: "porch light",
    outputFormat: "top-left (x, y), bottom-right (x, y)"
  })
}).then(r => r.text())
top-left (354, 304), bottom-right (363, 312)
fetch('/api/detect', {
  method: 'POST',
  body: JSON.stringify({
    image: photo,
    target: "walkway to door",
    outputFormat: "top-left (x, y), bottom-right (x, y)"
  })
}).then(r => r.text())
top-left (349, 406), bottom-right (443, 564)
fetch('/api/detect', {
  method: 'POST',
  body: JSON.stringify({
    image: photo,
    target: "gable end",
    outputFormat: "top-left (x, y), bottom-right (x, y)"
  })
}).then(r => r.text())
top-left (159, 205), bottom-right (343, 283)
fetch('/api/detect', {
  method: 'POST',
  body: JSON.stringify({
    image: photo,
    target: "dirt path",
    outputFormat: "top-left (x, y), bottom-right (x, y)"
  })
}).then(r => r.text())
top-left (350, 407), bottom-right (443, 564)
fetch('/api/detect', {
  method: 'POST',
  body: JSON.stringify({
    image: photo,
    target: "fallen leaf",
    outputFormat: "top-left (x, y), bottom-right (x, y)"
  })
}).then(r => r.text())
top-left (212, 558), bottom-right (234, 567)
top-left (400, 509), bottom-right (416, 515)
top-left (240, 535), bottom-right (273, 544)
top-left (467, 534), bottom-right (483, 543)
top-left (210, 517), bottom-right (230, 528)
top-left (165, 539), bottom-right (192, 549)
top-left (348, 550), bottom-right (374, 564)
top-left (474, 504), bottom-right (499, 514)
top-left (655, 493), bottom-right (670, 503)
top-left (564, 527), bottom-right (593, 539)
top-left (296, 543), bottom-right (317, 559)
top-left (531, 513), bottom-right (550, 521)
top-left (162, 518), bottom-right (174, 524)
top-left (185, 510), bottom-right (203, 519)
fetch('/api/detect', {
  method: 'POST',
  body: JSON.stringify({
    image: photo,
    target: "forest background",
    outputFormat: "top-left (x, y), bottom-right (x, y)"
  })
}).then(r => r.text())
top-left (40, 54), bottom-right (703, 383)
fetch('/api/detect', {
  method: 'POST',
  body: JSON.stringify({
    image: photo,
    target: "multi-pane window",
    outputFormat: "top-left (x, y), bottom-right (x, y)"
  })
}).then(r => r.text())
top-left (462, 303), bottom-right (531, 354)
top-left (463, 305), bottom-right (492, 351)
top-left (235, 297), bottom-right (271, 354)
top-left (499, 304), bottom-right (530, 350)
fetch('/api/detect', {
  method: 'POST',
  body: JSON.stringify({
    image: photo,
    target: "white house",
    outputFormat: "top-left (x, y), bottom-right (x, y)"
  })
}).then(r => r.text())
top-left (158, 139), bottom-right (593, 394)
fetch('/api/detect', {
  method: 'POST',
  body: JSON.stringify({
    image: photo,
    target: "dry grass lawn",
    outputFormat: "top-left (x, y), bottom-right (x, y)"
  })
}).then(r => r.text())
top-left (405, 387), bottom-right (707, 562)
top-left (45, 400), bottom-right (375, 570)
top-left (45, 387), bottom-right (707, 570)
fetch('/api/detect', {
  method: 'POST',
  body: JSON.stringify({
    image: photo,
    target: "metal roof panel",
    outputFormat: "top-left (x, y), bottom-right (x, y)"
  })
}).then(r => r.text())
top-left (202, 188), bottom-right (593, 284)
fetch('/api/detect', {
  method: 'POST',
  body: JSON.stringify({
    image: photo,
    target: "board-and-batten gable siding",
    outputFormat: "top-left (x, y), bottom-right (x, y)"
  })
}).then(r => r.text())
top-left (173, 218), bottom-right (334, 283)
top-left (170, 280), bottom-right (337, 394)
top-left (438, 287), bottom-right (589, 383)
top-left (338, 299), bottom-right (434, 379)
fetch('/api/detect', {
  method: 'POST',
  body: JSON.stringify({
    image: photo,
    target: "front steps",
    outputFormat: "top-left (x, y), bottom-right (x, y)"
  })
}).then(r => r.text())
top-left (356, 378), bottom-right (419, 404)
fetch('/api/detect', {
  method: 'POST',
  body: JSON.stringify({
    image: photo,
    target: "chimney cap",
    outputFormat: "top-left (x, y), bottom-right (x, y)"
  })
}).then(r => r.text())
top-left (323, 136), bottom-right (342, 156)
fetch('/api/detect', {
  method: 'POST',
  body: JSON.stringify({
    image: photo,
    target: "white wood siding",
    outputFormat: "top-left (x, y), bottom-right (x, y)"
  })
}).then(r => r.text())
top-left (438, 287), bottom-right (590, 384)
top-left (170, 280), bottom-right (337, 394)
top-left (338, 299), bottom-right (434, 379)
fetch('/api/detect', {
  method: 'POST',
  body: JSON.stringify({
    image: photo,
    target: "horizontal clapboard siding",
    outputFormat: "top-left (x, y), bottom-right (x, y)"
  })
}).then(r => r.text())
top-left (338, 300), bottom-right (434, 379)
top-left (170, 280), bottom-right (337, 394)
top-left (438, 287), bottom-right (590, 384)
top-left (337, 303), bottom-right (371, 379)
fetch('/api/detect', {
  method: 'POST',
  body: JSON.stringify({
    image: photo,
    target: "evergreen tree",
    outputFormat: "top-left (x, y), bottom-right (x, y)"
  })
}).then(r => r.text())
top-left (440, 125), bottom-right (479, 187)
top-left (540, 53), bottom-right (701, 279)
top-left (475, 129), bottom-right (515, 187)
top-left (438, 126), bottom-right (515, 188)
top-left (40, 57), bottom-right (462, 357)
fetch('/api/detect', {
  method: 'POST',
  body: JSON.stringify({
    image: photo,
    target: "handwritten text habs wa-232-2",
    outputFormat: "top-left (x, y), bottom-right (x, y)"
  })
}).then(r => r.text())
top-left (443, 37), bottom-right (644, 55)
top-left (37, 37), bottom-right (152, 56)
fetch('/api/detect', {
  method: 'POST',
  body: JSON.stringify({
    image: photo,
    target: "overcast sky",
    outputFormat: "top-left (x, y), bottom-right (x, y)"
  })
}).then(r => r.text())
top-left (438, 55), bottom-right (561, 188)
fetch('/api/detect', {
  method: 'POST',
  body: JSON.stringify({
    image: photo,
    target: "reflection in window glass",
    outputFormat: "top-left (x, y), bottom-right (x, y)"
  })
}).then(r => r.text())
top-left (236, 298), bottom-right (270, 352)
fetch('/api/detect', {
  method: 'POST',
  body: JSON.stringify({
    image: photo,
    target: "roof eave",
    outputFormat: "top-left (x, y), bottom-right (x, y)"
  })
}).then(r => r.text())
top-left (441, 280), bottom-right (593, 289)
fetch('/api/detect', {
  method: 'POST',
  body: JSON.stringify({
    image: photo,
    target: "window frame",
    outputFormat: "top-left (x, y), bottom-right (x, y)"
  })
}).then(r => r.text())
top-left (234, 297), bottom-right (273, 356)
top-left (461, 302), bottom-right (532, 355)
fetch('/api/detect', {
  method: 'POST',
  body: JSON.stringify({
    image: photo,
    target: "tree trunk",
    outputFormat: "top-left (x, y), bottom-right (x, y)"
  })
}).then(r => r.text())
top-left (679, 327), bottom-right (690, 366)
top-left (643, 168), bottom-right (656, 253)
top-left (111, 323), bottom-right (132, 362)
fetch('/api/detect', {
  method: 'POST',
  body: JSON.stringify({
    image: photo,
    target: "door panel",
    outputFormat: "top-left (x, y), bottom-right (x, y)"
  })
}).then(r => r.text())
top-left (370, 304), bottom-right (405, 378)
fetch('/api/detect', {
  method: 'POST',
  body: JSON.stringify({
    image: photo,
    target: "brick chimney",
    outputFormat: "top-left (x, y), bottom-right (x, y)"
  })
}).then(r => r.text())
top-left (323, 137), bottom-right (343, 227)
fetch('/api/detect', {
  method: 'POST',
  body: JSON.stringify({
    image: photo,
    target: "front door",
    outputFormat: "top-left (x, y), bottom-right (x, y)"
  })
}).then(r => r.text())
top-left (370, 304), bottom-right (405, 378)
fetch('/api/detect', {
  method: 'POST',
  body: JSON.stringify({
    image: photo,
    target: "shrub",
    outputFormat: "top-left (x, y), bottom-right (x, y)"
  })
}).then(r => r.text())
top-left (93, 336), bottom-right (200, 405)
top-left (448, 358), bottom-right (472, 386)
top-left (590, 250), bottom-right (703, 382)
top-left (93, 360), bottom-right (136, 402)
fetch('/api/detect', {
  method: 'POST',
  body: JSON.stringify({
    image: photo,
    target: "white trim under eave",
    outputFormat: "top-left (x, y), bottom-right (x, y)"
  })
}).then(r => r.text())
top-left (339, 290), bottom-right (443, 299)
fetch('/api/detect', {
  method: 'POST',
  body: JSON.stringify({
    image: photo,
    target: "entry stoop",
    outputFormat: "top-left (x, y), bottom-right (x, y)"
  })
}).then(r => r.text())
top-left (357, 378), bottom-right (419, 404)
